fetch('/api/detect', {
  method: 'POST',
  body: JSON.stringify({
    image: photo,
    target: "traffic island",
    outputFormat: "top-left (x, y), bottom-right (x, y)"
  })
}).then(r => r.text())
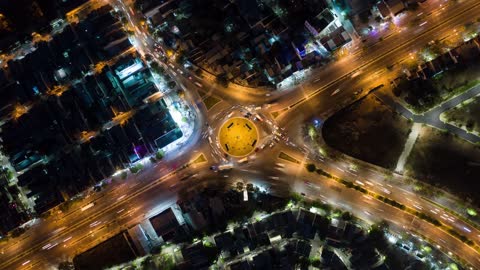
top-left (218, 117), bottom-right (259, 157)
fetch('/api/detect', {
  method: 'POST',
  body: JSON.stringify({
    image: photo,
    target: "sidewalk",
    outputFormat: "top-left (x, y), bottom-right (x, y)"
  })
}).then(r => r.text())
top-left (374, 86), bottom-right (480, 143)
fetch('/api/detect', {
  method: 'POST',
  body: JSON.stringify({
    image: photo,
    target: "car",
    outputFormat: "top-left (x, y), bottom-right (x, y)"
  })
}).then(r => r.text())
top-left (415, 251), bottom-right (425, 260)
top-left (217, 163), bottom-right (233, 171)
top-left (194, 82), bottom-right (203, 88)
top-left (353, 89), bottom-right (362, 95)
top-left (238, 157), bottom-right (248, 164)
top-left (253, 114), bottom-right (264, 122)
top-left (401, 244), bottom-right (411, 252)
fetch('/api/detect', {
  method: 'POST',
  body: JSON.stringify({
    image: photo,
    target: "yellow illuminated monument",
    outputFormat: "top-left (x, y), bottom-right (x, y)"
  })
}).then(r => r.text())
top-left (219, 117), bottom-right (259, 157)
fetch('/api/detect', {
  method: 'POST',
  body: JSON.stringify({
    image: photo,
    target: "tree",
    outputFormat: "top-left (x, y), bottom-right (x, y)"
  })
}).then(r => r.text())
top-left (309, 257), bottom-right (321, 267)
top-left (133, 0), bottom-right (143, 12)
top-left (0, 167), bottom-right (14, 181)
top-left (120, 17), bottom-right (128, 25)
top-left (291, 192), bottom-right (304, 203)
top-left (368, 221), bottom-right (389, 250)
top-left (306, 163), bottom-right (316, 172)
top-left (130, 163), bottom-right (144, 174)
top-left (150, 62), bottom-right (165, 74)
top-left (140, 256), bottom-right (156, 270)
top-left (59, 199), bottom-right (74, 213)
top-left (11, 227), bottom-right (26, 238)
top-left (156, 150), bottom-right (165, 160)
top-left (407, 2), bottom-right (419, 11)
top-left (175, 51), bottom-right (187, 65)
top-left (236, 182), bottom-right (244, 191)
top-left (158, 254), bottom-right (176, 270)
top-left (466, 119), bottom-right (475, 132)
top-left (359, 10), bottom-right (370, 24)
top-left (215, 73), bottom-right (229, 88)
top-left (341, 211), bottom-right (353, 221)
top-left (168, 81), bottom-right (176, 89)
top-left (57, 261), bottom-right (75, 270)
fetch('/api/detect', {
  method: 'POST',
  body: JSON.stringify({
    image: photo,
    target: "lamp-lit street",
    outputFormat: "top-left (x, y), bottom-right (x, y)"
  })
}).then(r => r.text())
top-left (1, 0), bottom-right (480, 269)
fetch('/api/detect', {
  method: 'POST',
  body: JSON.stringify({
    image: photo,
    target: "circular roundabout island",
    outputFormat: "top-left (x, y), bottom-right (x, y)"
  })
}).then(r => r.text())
top-left (218, 117), bottom-right (259, 157)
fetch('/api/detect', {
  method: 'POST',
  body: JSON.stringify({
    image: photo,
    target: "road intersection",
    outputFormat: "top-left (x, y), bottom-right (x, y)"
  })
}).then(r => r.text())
top-left (2, 0), bottom-right (480, 269)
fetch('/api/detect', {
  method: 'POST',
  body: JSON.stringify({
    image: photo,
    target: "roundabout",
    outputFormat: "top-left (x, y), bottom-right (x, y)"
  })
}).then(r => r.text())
top-left (218, 117), bottom-right (259, 157)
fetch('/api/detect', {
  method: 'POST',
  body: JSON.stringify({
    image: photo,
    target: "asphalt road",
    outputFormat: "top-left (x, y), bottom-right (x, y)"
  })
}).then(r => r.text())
top-left (2, 0), bottom-right (480, 269)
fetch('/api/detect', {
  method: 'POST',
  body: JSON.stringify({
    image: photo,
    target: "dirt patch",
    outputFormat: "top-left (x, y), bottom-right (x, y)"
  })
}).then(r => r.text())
top-left (405, 127), bottom-right (480, 204)
top-left (322, 95), bottom-right (412, 170)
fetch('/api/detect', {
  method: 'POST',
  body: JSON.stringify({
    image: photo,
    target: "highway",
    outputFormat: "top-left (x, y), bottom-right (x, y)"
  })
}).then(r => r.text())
top-left (2, 0), bottom-right (480, 269)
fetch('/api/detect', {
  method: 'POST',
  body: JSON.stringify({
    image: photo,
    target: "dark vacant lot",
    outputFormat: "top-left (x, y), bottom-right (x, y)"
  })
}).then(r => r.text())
top-left (405, 127), bottom-right (480, 205)
top-left (73, 232), bottom-right (137, 270)
top-left (322, 95), bottom-right (412, 170)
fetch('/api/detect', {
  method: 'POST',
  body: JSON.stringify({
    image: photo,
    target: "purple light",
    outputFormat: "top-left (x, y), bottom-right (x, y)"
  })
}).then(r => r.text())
top-left (133, 145), bottom-right (148, 158)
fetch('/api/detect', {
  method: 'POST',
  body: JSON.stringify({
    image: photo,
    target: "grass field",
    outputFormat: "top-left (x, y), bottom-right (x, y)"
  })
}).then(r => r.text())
top-left (405, 126), bottom-right (480, 205)
top-left (197, 90), bottom-right (207, 98)
top-left (441, 95), bottom-right (480, 134)
top-left (203, 95), bottom-right (221, 110)
top-left (278, 152), bottom-right (300, 164)
top-left (322, 95), bottom-right (412, 170)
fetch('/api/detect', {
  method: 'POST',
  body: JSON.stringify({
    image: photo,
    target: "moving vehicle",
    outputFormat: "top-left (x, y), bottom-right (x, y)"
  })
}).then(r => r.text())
top-left (211, 163), bottom-right (233, 172)
top-left (81, 202), bottom-right (95, 211)
top-left (217, 164), bottom-right (233, 171)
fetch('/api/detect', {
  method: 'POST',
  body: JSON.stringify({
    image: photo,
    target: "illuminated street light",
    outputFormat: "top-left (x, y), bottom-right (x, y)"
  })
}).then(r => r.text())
top-left (11, 103), bottom-right (31, 120)
top-left (47, 85), bottom-right (68, 97)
